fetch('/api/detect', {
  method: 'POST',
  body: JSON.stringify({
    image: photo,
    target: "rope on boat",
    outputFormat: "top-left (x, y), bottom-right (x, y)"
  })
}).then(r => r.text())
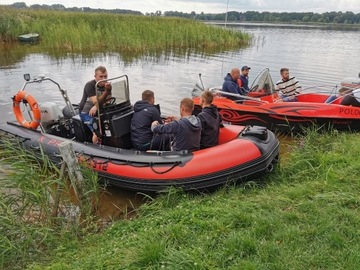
top-left (150, 161), bottom-right (181, 174)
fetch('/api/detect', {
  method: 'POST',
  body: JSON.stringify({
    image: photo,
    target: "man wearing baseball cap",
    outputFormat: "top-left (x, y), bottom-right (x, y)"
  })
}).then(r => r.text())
top-left (238, 66), bottom-right (251, 94)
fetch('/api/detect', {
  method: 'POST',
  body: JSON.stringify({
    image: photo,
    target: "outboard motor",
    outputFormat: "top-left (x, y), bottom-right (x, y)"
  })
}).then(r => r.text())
top-left (39, 102), bottom-right (74, 137)
top-left (40, 102), bottom-right (64, 129)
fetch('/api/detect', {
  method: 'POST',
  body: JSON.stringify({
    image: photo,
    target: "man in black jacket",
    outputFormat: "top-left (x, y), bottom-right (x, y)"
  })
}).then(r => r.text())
top-left (197, 90), bottom-right (222, 149)
top-left (131, 90), bottom-right (167, 151)
top-left (151, 98), bottom-right (201, 152)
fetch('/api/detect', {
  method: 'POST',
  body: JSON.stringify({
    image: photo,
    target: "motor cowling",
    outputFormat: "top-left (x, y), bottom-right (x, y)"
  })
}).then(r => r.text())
top-left (40, 102), bottom-right (63, 128)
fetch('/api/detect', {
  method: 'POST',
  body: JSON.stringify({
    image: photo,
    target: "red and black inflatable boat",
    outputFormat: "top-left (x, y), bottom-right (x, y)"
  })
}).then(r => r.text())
top-left (0, 74), bottom-right (279, 192)
top-left (193, 69), bottom-right (360, 133)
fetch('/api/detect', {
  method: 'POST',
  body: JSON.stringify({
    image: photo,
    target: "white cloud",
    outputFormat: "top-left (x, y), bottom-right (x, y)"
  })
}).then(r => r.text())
top-left (1, 0), bottom-right (360, 14)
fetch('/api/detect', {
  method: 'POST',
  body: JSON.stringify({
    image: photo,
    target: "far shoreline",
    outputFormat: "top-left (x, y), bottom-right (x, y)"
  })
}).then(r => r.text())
top-left (205, 21), bottom-right (360, 30)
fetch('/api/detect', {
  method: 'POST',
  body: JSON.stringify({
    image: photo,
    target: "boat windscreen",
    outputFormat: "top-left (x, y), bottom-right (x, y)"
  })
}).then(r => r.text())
top-left (96, 75), bottom-right (130, 106)
top-left (250, 68), bottom-right (276, 95)
top-left (111, 78), bottom-right (130, 104)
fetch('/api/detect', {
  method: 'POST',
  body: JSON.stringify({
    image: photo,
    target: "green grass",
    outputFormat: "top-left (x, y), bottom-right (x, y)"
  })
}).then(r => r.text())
top-left (1, 130), bottom-right (360, 269)
top-left (11, 129), bottom-right (357, 270)
top-left (0, 6), bottom-right (250, 56)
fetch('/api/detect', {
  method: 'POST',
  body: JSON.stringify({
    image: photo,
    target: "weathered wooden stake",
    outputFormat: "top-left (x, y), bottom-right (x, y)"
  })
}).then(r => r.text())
top-left (58, 141), bottom-right (84, 199)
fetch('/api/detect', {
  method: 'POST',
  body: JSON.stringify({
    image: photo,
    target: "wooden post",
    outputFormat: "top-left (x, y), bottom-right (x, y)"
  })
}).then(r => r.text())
top-left (58, 141), bottom-right (84, 199)
top-left (56, 141), bottom-right (95, 220)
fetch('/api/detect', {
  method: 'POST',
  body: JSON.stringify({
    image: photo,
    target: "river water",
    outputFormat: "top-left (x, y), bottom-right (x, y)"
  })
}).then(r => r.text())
top-left (1, 23), bottom-right (359, 118)
top-left (1, 23), bottom-right (359, 219)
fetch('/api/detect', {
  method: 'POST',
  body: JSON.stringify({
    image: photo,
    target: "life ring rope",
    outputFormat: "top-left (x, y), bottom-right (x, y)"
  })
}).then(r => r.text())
top-left (12, 91), bottom-right (41, 129)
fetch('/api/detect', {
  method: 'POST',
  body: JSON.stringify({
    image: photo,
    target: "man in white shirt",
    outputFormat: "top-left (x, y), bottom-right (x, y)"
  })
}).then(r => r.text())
top-left (340, 88), bottom-right (360, 107)
top-left (275, 68), bottom-right (302, 102)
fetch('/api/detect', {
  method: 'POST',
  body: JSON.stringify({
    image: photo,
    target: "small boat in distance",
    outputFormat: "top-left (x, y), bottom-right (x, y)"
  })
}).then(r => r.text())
top-left (18, 33), bottom-right (39, 43)
top-left (192, 69), bottom-right (360, 133)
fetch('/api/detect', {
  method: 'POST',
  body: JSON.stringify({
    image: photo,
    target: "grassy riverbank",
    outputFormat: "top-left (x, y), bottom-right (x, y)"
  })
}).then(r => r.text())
top-left (1, 130), bottom-right (360, 269)
top-left (0, 7), bottom-right (250, 55)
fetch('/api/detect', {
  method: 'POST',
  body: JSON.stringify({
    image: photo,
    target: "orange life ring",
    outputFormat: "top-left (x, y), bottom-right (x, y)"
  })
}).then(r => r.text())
top-left (12, 91), bottom-right (41, 129)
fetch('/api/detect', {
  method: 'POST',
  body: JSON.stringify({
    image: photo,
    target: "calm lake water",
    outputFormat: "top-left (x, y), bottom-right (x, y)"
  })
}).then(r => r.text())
top-left (1, 23), bottom-right (359, 218)
top-left (1, 23), bottom-right (359, 120)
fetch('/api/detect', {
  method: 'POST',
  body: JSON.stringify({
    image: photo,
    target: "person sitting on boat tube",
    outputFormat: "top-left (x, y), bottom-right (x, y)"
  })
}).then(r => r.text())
top-left (131, 90), bottom-right (169, 151)
top-left (78, 66), bottom-right (112, 144)
top-left (197, 90), bottom-right (222, 149)
top-left (325, 87), bottom-right (352, 104)
top-left (340, 88), bottom-right (360, 107)
top-left (151, 98), bottom-right (201, 152)
top-left (275, 68), bottom-right (302, 102)
top-left (222, 68), bottom-right (246, 97)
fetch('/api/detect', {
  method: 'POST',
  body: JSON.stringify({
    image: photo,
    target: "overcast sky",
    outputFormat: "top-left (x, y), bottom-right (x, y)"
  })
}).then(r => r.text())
top-left (2, 0), bottom-right (360, 14)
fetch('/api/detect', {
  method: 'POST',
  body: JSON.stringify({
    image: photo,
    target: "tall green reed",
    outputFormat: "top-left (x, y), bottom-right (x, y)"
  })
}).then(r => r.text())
top-left (0, 138), bottom-right (101, 269)
top-left (0, 7), bottom-right (250, 54)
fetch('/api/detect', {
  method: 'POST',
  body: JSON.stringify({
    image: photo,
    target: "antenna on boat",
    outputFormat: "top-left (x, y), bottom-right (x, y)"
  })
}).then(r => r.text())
top-left (220, 0), bottom-right (230, 78)
top-left (199, 73), bottom-right (205, 90)
top-left (224, 0), bottom-right (229, 28)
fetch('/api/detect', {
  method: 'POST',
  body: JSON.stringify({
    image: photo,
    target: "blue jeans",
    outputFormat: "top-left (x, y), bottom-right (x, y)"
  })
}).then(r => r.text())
top-left (325, 95), bottom-right (337, 104)
top-left (282, 96), bottom-right (297, 102)
top-left (79, 112), bottom-right (94, 132)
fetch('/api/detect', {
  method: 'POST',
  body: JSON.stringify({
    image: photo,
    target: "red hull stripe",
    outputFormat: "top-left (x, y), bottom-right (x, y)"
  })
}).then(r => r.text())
top-left (93, 139), bottom-right (261, 180)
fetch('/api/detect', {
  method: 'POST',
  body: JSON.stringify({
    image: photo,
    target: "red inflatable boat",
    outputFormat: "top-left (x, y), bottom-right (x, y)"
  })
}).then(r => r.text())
top-left (193, 69), bottom-right (360, 132)
top-left (0, 74), bottom-right (279, 192)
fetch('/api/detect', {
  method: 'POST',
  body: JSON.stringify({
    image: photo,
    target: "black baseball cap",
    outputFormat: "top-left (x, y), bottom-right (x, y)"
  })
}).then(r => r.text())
top-left (241, 66), bottom-right (251, 70)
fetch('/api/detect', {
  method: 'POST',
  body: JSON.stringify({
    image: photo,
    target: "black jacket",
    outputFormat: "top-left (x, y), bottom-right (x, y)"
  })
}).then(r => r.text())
top-left (152, 115), bottom-right (201, 151)
top-left (197, 105), bottom-right (222, 149)
top-left (131, 101), bottom-right (163, 148)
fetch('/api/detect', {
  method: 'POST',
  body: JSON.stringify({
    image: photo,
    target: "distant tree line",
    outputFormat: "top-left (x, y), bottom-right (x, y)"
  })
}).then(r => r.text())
top-left (164, 10), bottom-right (360, 24)
top-left (5, 2), bottom-right (360, 24)
top-left (7, 2), bottom-right (142, 15)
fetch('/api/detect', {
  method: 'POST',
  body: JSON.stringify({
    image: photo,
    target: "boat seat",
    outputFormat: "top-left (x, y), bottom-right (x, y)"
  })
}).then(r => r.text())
top-left (106, 110), bottom-right (134, 149)
top-left (72, 114), bottom-right (93, 143)
top-left (63, 105), bottom-right (79, 119)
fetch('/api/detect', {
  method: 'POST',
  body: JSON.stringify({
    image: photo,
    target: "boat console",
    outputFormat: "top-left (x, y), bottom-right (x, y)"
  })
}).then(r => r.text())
top-left (98, 103), bottom-right (134, 149)
top-left (17, 74), bottom-right (135, 148)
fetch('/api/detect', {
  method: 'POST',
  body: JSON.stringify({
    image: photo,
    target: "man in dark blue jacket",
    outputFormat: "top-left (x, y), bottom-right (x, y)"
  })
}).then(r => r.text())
top-left (151, 98), bottom-right (201, 152)
top-left (239, 65), bottom-right (251, 93)
top-left (131, 90), bottom-right (167, 151)
top-left (222, 67), bottom-right (245, 96)
top-left (197, 90), bottom-right (222, 149)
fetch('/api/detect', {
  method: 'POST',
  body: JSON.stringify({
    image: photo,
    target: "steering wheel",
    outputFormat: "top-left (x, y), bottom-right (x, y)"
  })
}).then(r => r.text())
top-left (104, 97), bottom-right (116, 107)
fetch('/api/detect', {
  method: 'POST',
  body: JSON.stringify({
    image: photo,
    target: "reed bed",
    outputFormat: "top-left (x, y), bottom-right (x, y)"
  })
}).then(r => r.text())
top-left (0, 138), bottom-right (101, 269)
top-left (0, 7), bottom-right (250, 54)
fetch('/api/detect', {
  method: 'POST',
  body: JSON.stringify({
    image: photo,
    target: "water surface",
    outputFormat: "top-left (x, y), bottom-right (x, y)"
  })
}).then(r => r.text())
top-left (1, 24), bottom-right (359, 121)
